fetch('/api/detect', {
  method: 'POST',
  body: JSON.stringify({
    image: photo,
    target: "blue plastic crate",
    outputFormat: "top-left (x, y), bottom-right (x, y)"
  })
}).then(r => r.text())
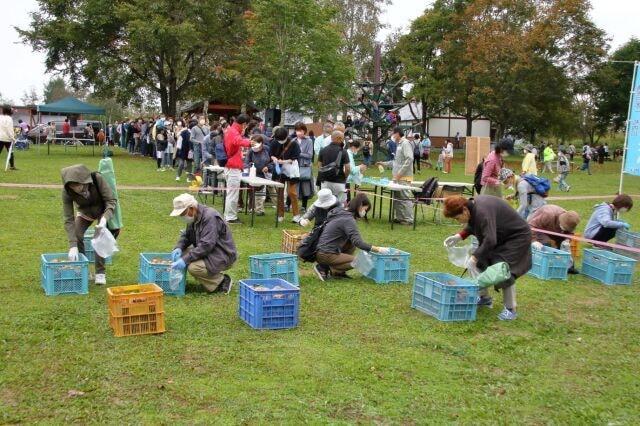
top-left (411, 273), bottom-right (479, 322)
top-left (528, 246), bottom-right (572, 281)
top-left (83, 228), bottom-right (113, 264)
top-left (238, 279), bottom-right (300, 330)
top-left (615, 229), bottom-right (640, 261)
top-left (139, 253), bottom-right (186, 296)
top-left (41, 253), bottom-right (89, 296)
top-left (365, 249), bottom-right (410, 284)
top-left (249, 253), bottom-right (299, 285)
top-left (582, 249), bottom-right (636, 285)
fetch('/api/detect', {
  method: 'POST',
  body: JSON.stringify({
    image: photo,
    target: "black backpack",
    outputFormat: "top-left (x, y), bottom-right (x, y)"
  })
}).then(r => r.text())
top-left (473, 161), bottom-right (484, 195)
top-left (416, 177), bottom-right (439, 205)
top-left (318, 150), bottom-right (343, 182)
top-left (362, 143), bottom-right (370, 155)
top-left (297, 208), bottom-right (339, 262)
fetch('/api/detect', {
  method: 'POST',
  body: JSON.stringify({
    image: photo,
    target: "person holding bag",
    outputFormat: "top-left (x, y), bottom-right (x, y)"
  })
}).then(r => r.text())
top-left (293, 122), bottom-right (315, 212)
top-left (270, 127), bottom-right (301, 223)
top-left (318, 130), bottom-right (350, 205)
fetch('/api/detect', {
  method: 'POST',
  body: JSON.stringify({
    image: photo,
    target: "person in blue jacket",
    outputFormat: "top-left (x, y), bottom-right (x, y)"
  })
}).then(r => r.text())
top-left (584, 194), bottom-right (633, 242)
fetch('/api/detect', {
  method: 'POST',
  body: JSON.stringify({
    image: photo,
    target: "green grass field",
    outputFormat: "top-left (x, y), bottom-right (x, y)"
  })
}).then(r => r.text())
top-left (1, 146), bottom-right (639, 424)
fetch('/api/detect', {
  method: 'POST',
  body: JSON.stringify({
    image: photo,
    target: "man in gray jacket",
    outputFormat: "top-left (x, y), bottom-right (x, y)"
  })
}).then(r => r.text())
top-left (170, 193), bottom-right (237, 294)
top-left (377, 127), bottom-right (414, 225)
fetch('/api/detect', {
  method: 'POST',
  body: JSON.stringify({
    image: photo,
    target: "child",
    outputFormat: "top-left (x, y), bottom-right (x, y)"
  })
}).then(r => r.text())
top-left (557, 149), bottom-right (570, 191)
top-left (436, 148), bottom-right (445, 171)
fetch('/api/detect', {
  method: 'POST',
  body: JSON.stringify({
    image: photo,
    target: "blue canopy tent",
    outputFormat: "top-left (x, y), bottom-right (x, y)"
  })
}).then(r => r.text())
top-left (37, 97), bottom-right (106, 155)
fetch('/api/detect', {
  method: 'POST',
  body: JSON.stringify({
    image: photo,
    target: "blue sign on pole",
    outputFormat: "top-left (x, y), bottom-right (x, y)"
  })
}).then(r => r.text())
top-left (623, 63), bottom-right (640, 176)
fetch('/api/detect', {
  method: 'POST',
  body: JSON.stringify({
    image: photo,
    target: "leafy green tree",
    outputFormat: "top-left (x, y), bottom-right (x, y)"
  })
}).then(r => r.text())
top-left (43, 77), bottom-right (73, 104)
top-left (244, 0), bottom-right (354, 124)
top-left (19, 0), bottom-right (248, 116)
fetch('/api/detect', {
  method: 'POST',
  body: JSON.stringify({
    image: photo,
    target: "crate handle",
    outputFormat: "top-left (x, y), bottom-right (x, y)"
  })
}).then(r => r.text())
top-left (272, 293), bottom-right (286, 299)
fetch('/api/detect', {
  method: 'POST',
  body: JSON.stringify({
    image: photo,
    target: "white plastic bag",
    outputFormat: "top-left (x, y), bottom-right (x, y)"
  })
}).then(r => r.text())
top-left (91, 228), bottom-right (119, 258)
top-left (447, 243), bottom-right (473, 268)
top-left (288, 160), bottom-right (300, 179)
top-left (351, 250), bottom-right (374, 275)
top-left (169, 268), bottom-right (184, 291)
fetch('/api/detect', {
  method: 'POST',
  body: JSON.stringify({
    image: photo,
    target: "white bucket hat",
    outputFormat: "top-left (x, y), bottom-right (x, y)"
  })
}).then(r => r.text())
top-left (170, 193), bottom-right (198, 216)
top-left (313, 189), bottom-right (337, 209)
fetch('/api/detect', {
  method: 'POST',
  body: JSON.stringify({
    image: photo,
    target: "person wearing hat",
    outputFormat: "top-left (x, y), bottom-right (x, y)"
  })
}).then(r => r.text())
top-left (299, 188), bottom-right (340, 229)
top-left (169, 193), bottom-right (236, 294)
top-left (61, 164), bottom-right (119, 285)
top-left (501, 168), bottom-right (547, 219)
top-left (528, 205), bottom-right (581, 274)
top-left (521, 144), bottom-right (538, 175)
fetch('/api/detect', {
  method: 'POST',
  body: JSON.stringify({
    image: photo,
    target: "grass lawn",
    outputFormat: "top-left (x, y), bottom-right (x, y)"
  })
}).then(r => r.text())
top-left (0, 146), bottom-right (639, 423)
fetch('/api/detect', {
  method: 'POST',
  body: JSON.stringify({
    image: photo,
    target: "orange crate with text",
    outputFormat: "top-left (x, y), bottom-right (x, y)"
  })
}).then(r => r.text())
top-left (107, 284), bottom-right (165, 337)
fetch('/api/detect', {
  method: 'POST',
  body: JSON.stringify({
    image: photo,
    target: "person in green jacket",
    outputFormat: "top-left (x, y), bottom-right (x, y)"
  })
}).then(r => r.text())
top-left (61, 164), bottom-right (120, 285)
top-left (542, 143), bottom-right (556, 174)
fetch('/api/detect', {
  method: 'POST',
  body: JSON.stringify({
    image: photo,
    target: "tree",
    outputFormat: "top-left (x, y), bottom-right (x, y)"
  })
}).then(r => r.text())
top-left (43, 77), bottom-right (73, 103)
top-left (20, 87), bottom-right (41, 105)
top-left (244, 0), bottom-right (354, 124)
top-left (19, 0), bottom-right (248, 116)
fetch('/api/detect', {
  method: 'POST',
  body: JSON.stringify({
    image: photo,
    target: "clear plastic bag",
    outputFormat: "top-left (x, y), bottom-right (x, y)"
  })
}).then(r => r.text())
top-left (91, 228), bottom-right (119, 258)
top-left (169, 268), bottom-right (184, 291)
top-left (446, 237), bottom-right (478, 268)
top-left (351, 250), bottom-right (374, 275)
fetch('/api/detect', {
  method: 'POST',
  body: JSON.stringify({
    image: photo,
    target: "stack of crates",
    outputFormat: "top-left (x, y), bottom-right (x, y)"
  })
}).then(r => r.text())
top-left (281, 229), bottom-right (308, 255)
top-left (615, 229), bottom-right (640, 261)
top-left (138, 253), bottom-right (186, 296)
top-left (411, 273), bottom-right (479, 322)
top-left (107, 284), bottom-right (165, 337)
top-left (581, 248), bottom-right (637, 285)
top-left (83, 228), bottom-right (113, 264)
top-left (528, 246), bottom-right (572, 281)
top-left (366, 249), bottom-right (410, 284)
top-left (249, 253), bottom-right (299, 286)
top-left (238, 278), bottom-right (300, 329)
top-left (41, 253), bottom-right (89, 296)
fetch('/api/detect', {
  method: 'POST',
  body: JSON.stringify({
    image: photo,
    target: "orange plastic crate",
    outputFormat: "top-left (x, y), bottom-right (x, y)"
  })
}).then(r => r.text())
top-left (107, 284), bottom-right (165, 337)
top-left (570, 233), bottom-right (581, 259)
top-left (281, 229), bottom-right (308, 254)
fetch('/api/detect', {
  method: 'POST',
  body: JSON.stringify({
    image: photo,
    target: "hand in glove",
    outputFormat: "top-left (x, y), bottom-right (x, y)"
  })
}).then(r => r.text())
top-left (171, 248), bottom-right (182, 261)
top-left (621, 222), bottom-right (631, 230)
top-left (96, 216), bottom-right (107, 229)
top-left (68, 247), bottom-right (79, 261)
top-left (532, 241), bottom-right (544, 250)
top-left (299, 218), bottom-right (310, 227)
top-left (375, 246), bottom-right (391, 255)
top-left (171, 258), bottom-right (186, 271)
top-left (444, 234), bottom-right (462, 248)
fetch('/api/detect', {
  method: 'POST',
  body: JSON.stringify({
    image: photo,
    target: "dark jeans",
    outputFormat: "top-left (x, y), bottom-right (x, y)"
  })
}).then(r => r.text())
top-left (0, 141), bottom-right (14, 167)
top-left (74, 216), bottom-right (120, 274)
top-left (591, 226), bottom-right (617, 243)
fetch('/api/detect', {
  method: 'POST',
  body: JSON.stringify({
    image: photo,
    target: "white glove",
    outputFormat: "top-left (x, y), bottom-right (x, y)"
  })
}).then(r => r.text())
top-left (532, 241), bottom-right (543, 250)
top-left (68, 247), bottom-right (79, 261)
top-left (444, 234), bottom-right (462, 248)
top-left (299, 218), bottom-right (310, 227)
top-left (377, 247), bottom-right (391, 255)
top-left (96, 217), bottom-right (107, 229)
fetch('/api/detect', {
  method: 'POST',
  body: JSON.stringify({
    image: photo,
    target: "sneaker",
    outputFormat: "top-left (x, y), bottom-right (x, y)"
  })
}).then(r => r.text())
top-left (292, 215), bottom-right (301, 223)
top-left (498, 307), bottom-right (518, 321)
top-left (157, 168), bottom-right (162, 172)
top-left (161, 168), bottom-right (166, 172)
top-left (566, 185), bottom-right (571, 192)
top-left (95, 273), bottom-right (106, 285)
top-left (226, 218), bottom-right (242, 225)
top-left (219, 274), bottom-right (233, 295)
top-left (567, 266), bottom-right (580, 275)
top-left (277, 216), bottom-right (284, 223)
top-left (175, 176), bottom-right (180, 181)
top-left (256, 212), bottom-right (265, 216)
top-left (9, 166), bottom-right (18, 170)
top-left (313, 264), bottom-right (329, 282)
top-left (476, 296), bottom-right (494, 309)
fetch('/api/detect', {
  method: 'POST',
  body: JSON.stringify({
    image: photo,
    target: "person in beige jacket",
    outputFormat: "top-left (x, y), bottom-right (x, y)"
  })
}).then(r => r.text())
top-left (0, 106), bottom-right (16, 170)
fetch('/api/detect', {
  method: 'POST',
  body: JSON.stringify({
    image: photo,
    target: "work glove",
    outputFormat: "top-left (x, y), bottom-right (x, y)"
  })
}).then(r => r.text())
top-left (299, 218), bottom-right (310, 227)
top-left (532, 241), bottom-right (543, 250)
top-left (171, 258), bottom-right (186, 271)
top-left (621, 222), bottom-right (631, 230)
top-left (444, 234), bottom-right (462, 248)
top-left (68, 247), bottom-right (79, 261)
top-left (96, 217), bottom-right (107, 230)
top-left (171, 248), bottom-right (183, 261)
top-left (377, 247), bottom-right (391, 255)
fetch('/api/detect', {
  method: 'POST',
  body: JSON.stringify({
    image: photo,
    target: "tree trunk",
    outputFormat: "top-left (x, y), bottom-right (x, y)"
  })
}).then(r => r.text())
top-left (420, 96), bottom-right (427, 135)
top-left (168, 78), bottom-right (177, 117)
top-left (466, 115), bottom-right (473, 137)
top-left (159, 85), bottom-right (169, 115)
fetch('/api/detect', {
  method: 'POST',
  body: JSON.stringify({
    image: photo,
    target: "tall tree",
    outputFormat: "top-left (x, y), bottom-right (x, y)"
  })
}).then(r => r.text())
top-left (19, 0), bottom-right (248, 116)
top-left (20, 87), bottom-right (41, 106)
top-left (244, 0), bottom-right (354, 124)
top-left (43, 77), bottom-right (73, 103)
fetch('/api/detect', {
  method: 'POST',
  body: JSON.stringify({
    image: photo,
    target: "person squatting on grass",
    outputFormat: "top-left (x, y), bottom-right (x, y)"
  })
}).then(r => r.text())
top-left (169, 193), bottom-right (236, 294)
top-left (528, 204), bottom-right (581, 274)
top-left (583, 194), bottom-right (633, 243)
top-left (61, 164), bottom-right (120, 285)
top-left (443, 195), bottom-right (532, 321)
top-left (313, 194), bottom-right (390, 281)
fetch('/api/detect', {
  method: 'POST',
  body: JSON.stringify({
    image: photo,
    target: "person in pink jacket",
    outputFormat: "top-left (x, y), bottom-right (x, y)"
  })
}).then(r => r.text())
top-left (480, 142), bottom-right (508, 197)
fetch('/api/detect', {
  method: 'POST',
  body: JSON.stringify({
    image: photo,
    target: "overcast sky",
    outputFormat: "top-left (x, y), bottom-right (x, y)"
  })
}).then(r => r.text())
top-left (1, 0), bottom-right (639, 104)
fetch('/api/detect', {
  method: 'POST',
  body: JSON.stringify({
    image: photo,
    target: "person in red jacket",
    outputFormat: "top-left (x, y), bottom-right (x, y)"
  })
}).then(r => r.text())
top-left (223, 114), bottom-right (252, 224)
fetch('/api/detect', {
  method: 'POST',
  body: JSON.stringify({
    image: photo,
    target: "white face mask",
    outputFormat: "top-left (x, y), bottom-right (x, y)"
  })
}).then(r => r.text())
top-left (199, 119), bottom-right (205, 126)
top-left (180, 212), bottom-right (195, 224)
top-left (619, 208), bottom-right (628, 214)
top-left (359, 209), bottom-right (367, 218)
top-left (251, 145), bottom-right (262, 152)
top-left (278, 139), bottom-right (286, 145)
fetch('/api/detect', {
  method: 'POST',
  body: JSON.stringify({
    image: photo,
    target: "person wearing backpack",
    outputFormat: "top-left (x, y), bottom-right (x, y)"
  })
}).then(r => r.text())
top-left (61, 164), bottom-right (120, 285)
top-left (409, 133), bottom-right (422, 174)
top-left (318, 130), bottom-right (350, 206)
top-left (502, 168), bottom-right (548, 219)
top-left (313, 194), bottom-right (390, 281)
